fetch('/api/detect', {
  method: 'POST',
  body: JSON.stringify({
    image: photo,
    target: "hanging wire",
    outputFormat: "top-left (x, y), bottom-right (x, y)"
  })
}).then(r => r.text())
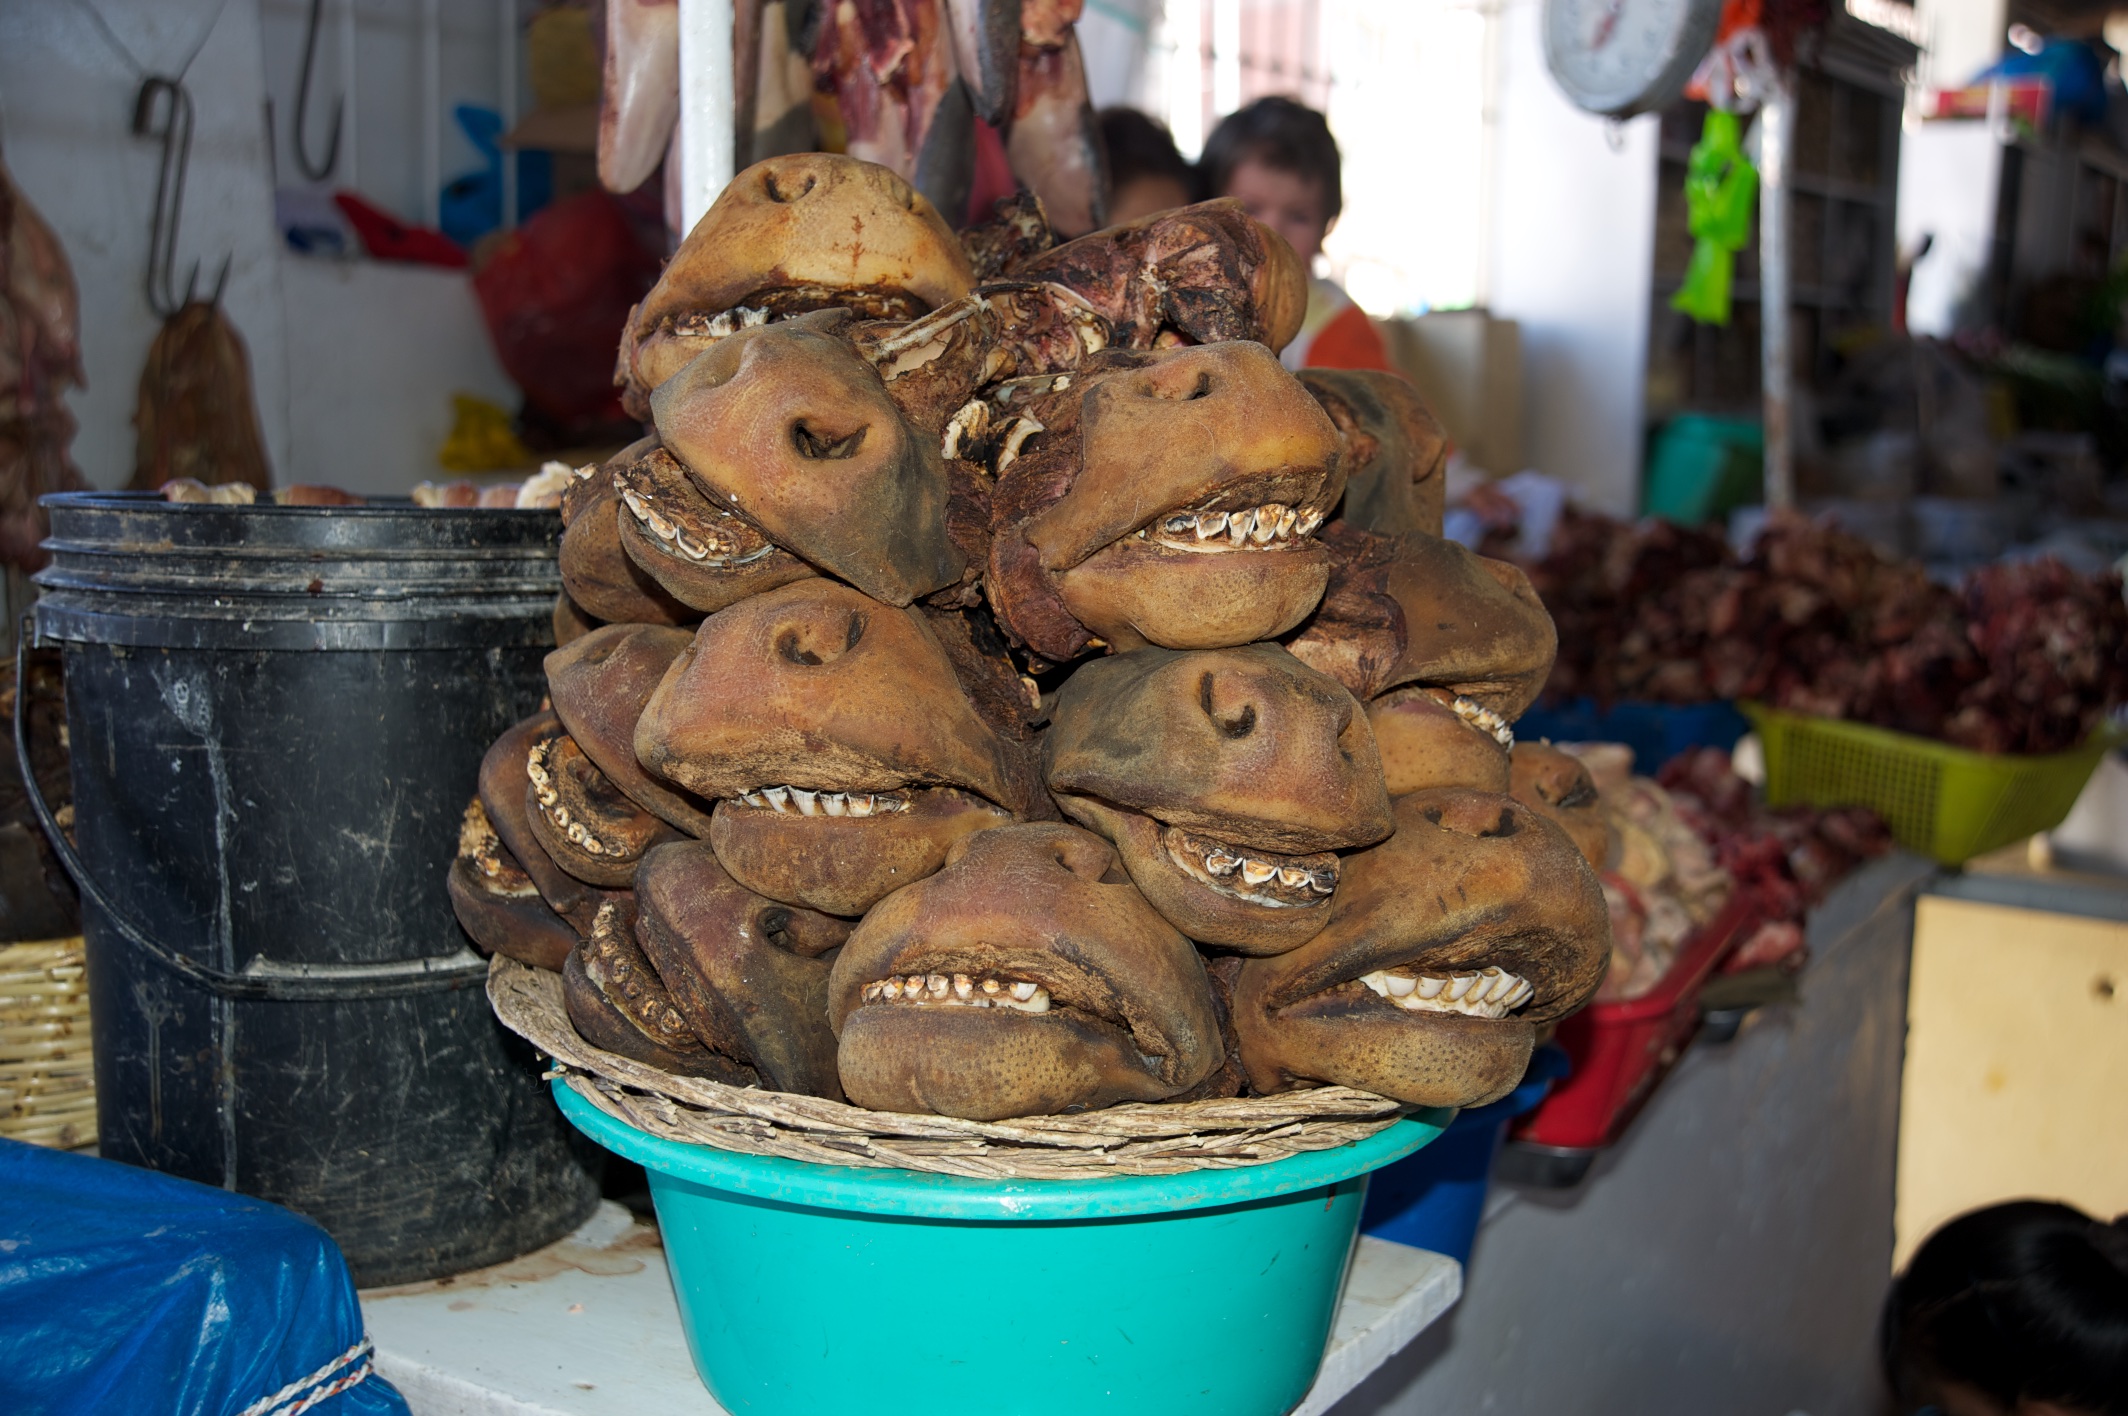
top-left (292, 0), bottom-right (343, 181)
top-left (132, 76), bottom-right (228, 316)
top-left (68, 0), bottom-right (230, 85)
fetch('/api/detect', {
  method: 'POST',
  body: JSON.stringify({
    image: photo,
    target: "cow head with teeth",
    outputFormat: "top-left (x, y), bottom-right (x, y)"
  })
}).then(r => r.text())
top-left (1298, 369), bottom-right (1448, 538)
top-left (524, 726), bottom-right (682, 887)
top-left (1509, 741), bottom-right (1614, 872)
top-left (1230, 789), bottom-right (1610, 1108)
top-left (652, 312), bottom-right (963, 608)
top-left (826, 823), bottom-right (1224, 1119)
top-left (564, 896), bottom-right (754, 1082)
top-left (546, 623), bottom-right (715, 836)
top-left (611, 444), bottom-right (819, 614)
top-left (477, 711), bottom-right (620, 934)
top-left (559, 442), bottom-right (698, 627)
top-left (630, 840), bottom-right (851, 1099)
top-left (634, 579), bottom-right (1042, 916)
top-left (616, 152), bottom-right (974, 418)
top-left (1289, 525), bottom-right (1557, 795)
top-left (447, 797), bottom-right (579, 972)
top-left (985, 342), bottom-right (1346, 662)
top-left (1044, 644), bottom-right (1393, 954)
top-left (1013, 199), bottom-right (1308, 354)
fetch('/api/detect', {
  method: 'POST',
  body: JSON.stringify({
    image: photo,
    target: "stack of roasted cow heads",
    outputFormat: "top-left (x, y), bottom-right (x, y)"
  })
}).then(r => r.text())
top-left (454, 153), bottom-right (1609, 1122)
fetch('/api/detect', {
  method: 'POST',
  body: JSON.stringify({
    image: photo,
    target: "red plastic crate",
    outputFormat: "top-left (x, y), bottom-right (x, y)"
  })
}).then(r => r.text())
top-left (1511, 893), bottom-right (1756, 1151)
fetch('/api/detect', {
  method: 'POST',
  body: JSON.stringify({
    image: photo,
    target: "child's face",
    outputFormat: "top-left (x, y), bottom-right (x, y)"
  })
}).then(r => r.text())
top-left (1222, 158), bottom-right (1330, 265)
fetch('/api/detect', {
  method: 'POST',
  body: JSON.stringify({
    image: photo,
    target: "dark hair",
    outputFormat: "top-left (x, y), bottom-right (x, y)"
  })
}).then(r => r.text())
top-left (1097, 107), bottom-right (1201, 202)
top-left (1881, 1201), bottom-right (2128, 1415)
top-left (1200, 96), bottom-right (1342, 223)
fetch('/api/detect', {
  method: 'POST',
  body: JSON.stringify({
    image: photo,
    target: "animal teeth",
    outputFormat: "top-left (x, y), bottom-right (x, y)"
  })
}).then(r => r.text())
top-left (927, 974), bottom-right (950, 997)
top-left (953, 974), bottom-right (973, 999)
top-left (1298, 509), bottom-right (1323, 534)
top-left (1240, 860), bottom-right (1277, 886)
top-left (1009, 981), bottom-right (1038, 1001)
top-left (1277, 866), bottom-right (1310, 888)
top-left (980, 977), bottom-right (1001, 995)
top-left (1205, 851), bottom-right (1241, 875)
top-left (1310, 870), bottom-right (1338, 894)
top-left (849, 794), bottom-right (873, 817)
top-left (1278, 507), bottom-right (1298, 537)
top-left (996, 417), bottom-right (1044, 470)
top-left (1358, 968), bottom-right (1533, 1019)
top-left (763, 786), bottom-right (790, 810)
top-left (1449, 696), bottom-right (1516, 749)
top-left (860, 975), bottom-right (1050, 1013)
top-left (1164, 514), bottom-right (1193, 534)
top-left (1250, 506), bottom-right (1281, 543)
top-left (1196, 512), bottom-right (1227, 540)
top-left (882, 978), bottom-right (904, 999)
top-left (1227, 512), bottom-right (1250, 546)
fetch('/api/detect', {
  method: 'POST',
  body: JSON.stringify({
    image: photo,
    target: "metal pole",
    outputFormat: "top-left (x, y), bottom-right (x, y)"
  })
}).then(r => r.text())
top-left (678, 0), bottom-right (736, 234)
top-left (1759, 77), bottom-right (1796, 510)
top-left (422, 0), bottom-right (442, 227)
top-left (340, 0), bottom-right (359, 188)
top-left (499, 0), bottom-right (518, 229)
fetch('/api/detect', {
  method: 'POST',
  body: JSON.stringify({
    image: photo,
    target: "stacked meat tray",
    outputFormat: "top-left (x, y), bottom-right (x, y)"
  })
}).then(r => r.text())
top-left (447, 152), bottom-right (1615, 1123)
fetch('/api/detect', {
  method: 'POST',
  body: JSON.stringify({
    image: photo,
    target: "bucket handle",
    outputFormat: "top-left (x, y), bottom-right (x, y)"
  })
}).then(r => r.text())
top-left (13, 618), bottom-right (492, 1001)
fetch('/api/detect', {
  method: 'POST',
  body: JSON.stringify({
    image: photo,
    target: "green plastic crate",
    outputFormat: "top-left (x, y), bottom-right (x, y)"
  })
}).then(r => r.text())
top-left (1742, 703), bottom-right (2120, 866)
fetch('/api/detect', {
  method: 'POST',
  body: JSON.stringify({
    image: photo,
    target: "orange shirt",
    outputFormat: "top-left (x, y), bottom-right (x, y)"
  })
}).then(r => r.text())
top-left (1281, 276), bottom-right (1396, 373)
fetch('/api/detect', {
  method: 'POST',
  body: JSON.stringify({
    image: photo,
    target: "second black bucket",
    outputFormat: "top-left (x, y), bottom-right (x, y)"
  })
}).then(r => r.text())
top-left (24, 491), bottom-right (599, 1286)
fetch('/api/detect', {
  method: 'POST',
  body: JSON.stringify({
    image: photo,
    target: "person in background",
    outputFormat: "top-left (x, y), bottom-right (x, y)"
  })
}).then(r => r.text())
top-left (1097, 107), bottom-right (1201, 225)
top-left (1200, 96), bottom-right (1394, 373)
top-left (1880, 1200), bottom-right (2128, 1416)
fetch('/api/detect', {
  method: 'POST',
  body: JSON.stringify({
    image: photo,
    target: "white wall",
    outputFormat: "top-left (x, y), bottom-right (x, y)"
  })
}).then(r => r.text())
top-left (1483, 0), bottom-right (1659, 516)
top-left (0, 0), bottom-right (293, 487)
top-left (0, 0), bottom-right (521, 495)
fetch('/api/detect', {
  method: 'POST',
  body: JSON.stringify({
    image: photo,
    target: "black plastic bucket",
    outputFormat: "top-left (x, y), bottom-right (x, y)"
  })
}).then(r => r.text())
top-left (20, 491), bottom-right (599, 1286)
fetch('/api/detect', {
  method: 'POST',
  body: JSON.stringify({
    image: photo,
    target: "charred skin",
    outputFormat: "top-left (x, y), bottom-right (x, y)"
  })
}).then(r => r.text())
top-left (1045, 644), bottom-right (1393, 952)
top-left (546, 622), bottom-right (717, 837)
top-left (635, 579), bottom-right (1036, 915)
top-left (559, 445), bottom-right (699, 627)
top-left (1016, 199), bottom-right (1307, 354)
top-left (987, 342), bottom-right (1345, 660)
top-left (633, 840), bottom-right (849, 1099)
top-left (612, 445), bottom-right (818, 613)
top-left (1231, 790), bottom-right (1610, 1108)
top-left (1509, 740), bottom-right (1614, 872)
top-left (1298, 369), bottom-right (1448, 539)
top-left (1287, 523), bottom-right (1556, 716)
top-left (652, 313), bottom-right (963, 607)
top-left (826, 824), bottom-right (1223, 1119)
top-left (523, 729), bottom-right (682, 887)
top-left (564, 897), bottom-right (758, 1083)
top-left (447, 798), bottom-right (579, 972)
top-left (618, 152), bottom-right (973, 416)
top-left (849, 281), bottom-right (1111, 438)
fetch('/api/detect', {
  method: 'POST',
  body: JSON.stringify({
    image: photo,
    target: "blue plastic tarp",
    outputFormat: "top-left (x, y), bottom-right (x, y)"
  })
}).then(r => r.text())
top-left (0, 1139), bottom-right (409, 1416)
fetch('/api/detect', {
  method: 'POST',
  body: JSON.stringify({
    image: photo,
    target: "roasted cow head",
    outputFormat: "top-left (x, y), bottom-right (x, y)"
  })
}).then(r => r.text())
top-left (826, 823), bottom-right (1223, 1119)
top-left (1509, 740), bottom-right (1613, 872)
top-left (631, 840), bottom-right (851, 1099)
top-left (634, 580), bottom-right (1038, 915)
top-left (1289, 526), bottom-right (1556, 795)
top-left (617, 152), bottom-right (975, 416)
top-left (1298, 369), bottom-right (1448, 538)
top-left (1045, 644), bottom-right (1393, 954)
top-left (987, 342), bottom-right (1345, 661)
top-left (523, 724), bottom-right (682, 887)
top-left (652, 313), bottom-right (962, 607)
top-left (558, 443), bottom-right (698, 628)
top-left (1015, 199), bottom-right (1307, 353)
top-left (1230, 789), bottom-right (1610, 1108)
top-left (546, 623), bottom-right (715, 836)
top-left (447, 797), bottom-right (578, 972)
top-left (563, 896), bottom-right (752, 1082)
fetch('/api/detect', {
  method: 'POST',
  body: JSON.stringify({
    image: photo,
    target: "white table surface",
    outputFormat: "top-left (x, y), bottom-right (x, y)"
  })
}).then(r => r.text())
top-left (362, 1201), bottom-right (1461, 1416)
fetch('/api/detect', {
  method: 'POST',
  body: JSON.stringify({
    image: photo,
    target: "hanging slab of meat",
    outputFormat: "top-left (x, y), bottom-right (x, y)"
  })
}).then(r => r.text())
top-left (812, 0), bottom-right (976, 224)
top-left (944, 0), bottom-right (1021, 125)
top-left (599, 0), bottom-right (681, 194)
top-left (1006, 15), bottom-right (1104, 237)
top-left (0, 151), bottom-right (87, 573)
top-left (129, 302), bottom-right (273, 494)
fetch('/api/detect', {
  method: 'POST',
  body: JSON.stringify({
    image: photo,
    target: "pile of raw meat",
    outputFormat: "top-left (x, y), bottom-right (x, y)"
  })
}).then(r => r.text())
top-left (1531, 508), bottom-right (2128, 755)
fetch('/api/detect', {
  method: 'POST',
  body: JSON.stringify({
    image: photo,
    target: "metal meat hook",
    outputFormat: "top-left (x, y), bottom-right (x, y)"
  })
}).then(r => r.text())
top-left (131, 75), bottom-right (231, 317)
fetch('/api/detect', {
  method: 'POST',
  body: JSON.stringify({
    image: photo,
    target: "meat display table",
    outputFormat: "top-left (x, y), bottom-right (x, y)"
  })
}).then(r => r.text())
top-left (362, 1200), bottom-right (1461, 1415)
top-left (1327, 853), bottom-right (1937, 1416)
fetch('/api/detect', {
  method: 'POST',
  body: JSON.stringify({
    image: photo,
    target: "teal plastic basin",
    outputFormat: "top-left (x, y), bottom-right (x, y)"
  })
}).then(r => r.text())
top-left (554, 1081), bottom-right (1445, 1415)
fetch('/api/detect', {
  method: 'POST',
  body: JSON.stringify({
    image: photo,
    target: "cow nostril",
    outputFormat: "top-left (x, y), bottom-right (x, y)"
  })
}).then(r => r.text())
top-left (791, 421), bottom-right (868, 460)
top-left (764, 171), bottom-right (817, 203)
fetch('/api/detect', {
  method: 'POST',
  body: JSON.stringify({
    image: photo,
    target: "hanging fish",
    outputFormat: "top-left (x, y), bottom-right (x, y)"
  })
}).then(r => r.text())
top-left (599, 0), bottom-right (681, 194)
top-left (944, 0), bottom-right (1021, 126)
top-left (811, 0), bottom-right (976, 224)
top-left (1006, 2), bottom-right (1105, 237)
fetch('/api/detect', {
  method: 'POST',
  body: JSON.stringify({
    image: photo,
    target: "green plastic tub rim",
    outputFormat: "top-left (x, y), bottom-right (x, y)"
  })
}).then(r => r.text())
top-left (551, 1079), bottom-right (1449, 1219)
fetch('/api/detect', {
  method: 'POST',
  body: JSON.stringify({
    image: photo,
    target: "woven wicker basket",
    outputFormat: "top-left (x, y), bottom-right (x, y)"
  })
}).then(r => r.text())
top-left (0, 937), bottom-right (95, 1150)
top-left (489, 955), bottom-right (1415, 1181)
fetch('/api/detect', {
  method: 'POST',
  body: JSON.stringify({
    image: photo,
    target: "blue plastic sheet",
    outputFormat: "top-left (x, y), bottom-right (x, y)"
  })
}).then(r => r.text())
top-left (0, 1140), bottom-right (408, 1416)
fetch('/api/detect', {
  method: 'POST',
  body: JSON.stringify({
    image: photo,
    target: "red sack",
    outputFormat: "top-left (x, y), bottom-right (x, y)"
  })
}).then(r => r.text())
top-left (472, 189), bottom-right (660, 434)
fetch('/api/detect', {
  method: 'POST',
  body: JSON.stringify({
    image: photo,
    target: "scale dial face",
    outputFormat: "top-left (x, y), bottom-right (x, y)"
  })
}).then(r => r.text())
top-left (1542, 0), bottom-right (1725, 118)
